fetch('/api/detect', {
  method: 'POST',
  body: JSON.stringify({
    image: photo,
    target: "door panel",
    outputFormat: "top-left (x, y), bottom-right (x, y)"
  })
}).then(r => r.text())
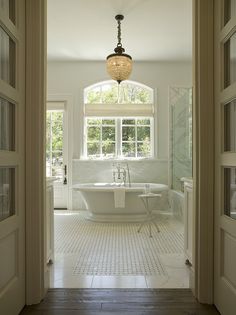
top-left (0, 1), bottom-right (25, 314)
top-left (214, 1), bottom-right (236, 314)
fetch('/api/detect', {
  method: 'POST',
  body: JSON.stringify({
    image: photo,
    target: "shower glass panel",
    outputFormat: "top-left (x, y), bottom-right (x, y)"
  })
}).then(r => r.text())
top-left (170, 87), bottom-right (192, 191)
top-left (0, 167), bottom-right (15, 222)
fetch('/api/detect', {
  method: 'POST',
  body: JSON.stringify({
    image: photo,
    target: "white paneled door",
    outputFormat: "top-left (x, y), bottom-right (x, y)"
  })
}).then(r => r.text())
top-left (214, 1), bottom-right (236, 314)
top-left (0, 1), bottom-right (26, 314)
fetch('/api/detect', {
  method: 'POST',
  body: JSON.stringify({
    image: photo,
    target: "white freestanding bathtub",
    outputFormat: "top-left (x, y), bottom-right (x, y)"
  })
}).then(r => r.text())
top-left (73, 183), bottom-right (169, 222)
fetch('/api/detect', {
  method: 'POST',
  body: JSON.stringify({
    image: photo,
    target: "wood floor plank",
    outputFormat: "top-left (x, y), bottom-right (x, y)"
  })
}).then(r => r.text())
top-left (20, 289), bottom-right (220, 315)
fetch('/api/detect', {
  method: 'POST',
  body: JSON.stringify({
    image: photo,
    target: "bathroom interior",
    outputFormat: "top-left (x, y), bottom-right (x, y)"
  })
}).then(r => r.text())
top-left (46, 0), bottom-right (193, 289)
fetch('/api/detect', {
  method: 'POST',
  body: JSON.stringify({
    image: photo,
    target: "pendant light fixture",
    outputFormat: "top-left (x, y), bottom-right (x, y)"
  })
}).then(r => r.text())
top-left (106, 15), bottom-right (132, 84)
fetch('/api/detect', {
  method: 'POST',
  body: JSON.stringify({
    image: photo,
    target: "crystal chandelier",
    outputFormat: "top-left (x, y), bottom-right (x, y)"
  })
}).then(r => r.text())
top-left (106, 15), bottom-right (132, 84)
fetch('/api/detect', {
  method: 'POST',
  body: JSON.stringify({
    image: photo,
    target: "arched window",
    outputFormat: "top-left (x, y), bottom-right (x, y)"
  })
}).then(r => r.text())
top-left (83, 80), bottom-right (155, 159)
top-left (84, 80), bottom-right (153, 104)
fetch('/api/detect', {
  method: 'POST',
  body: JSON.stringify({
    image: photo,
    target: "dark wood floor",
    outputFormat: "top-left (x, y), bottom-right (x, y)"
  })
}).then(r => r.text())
top-left (20, 288), bottom-right (220, 315)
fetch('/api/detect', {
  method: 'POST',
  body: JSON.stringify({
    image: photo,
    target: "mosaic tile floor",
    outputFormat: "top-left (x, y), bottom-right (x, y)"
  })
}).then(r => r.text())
top-left (51, 211), bottom-right (189, 288)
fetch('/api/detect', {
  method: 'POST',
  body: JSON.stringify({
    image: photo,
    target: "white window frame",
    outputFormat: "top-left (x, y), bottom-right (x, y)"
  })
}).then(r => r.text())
top-left (119, 117), bottom-right (154, 159)
top-left (83, 80), bottom-right (155, 160)
top-left (84, 116), bottom-right (154, 160)
top-left (84, 117), bottom-right (117, 159)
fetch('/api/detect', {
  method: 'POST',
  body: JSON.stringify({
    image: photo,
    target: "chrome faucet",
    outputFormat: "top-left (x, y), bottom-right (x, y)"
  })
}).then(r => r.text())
top-left (112, 162), bottom-right (131, 187)
top-left (126, 162), bottom-right (131, 188)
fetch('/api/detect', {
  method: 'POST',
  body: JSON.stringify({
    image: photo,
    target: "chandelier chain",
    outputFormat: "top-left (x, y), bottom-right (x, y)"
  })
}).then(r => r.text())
top-left (117, 19), bottom-right (122, 46)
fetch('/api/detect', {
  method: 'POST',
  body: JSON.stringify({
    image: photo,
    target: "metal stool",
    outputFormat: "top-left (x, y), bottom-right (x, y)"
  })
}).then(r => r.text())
top-left (137, 193), bottom-right (161, 237)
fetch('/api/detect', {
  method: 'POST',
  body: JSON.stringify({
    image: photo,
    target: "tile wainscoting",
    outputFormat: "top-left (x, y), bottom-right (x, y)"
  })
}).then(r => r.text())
top-left (72, 159), bottom-right (168, 210)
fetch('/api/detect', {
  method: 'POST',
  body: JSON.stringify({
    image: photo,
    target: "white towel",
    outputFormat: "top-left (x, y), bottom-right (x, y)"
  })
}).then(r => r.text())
top-left (114, 188), bottom-right (126, 208)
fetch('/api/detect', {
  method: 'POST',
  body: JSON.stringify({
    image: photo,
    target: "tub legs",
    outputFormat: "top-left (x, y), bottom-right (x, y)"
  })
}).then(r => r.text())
top-left (137, 193), bottom-right (161, 237)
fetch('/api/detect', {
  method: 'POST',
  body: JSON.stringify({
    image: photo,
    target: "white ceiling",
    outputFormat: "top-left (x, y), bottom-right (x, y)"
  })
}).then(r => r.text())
top-left (47, 0), bottom-right (192, 62)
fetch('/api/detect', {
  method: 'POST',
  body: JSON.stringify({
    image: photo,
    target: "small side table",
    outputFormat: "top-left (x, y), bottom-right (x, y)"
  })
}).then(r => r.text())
top-left (137, 193), bottom-right (162, 237)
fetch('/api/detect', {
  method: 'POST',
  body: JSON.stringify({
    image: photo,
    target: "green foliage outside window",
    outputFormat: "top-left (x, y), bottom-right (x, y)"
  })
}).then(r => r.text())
top-left (85, 82), bottom-right (152, 104)
top-left (84, 81), bottom-right (153, 159)
top-left (46, 111), bottom-right (64, 178)
top-left (86, 117), bottom-right (151, 159)
top-left (86, 118), bottom-right (116, 158)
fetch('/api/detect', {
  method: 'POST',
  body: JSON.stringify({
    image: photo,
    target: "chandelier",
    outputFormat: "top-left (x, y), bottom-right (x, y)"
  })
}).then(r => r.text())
top-left (106, 15), bottom-right (132, 84)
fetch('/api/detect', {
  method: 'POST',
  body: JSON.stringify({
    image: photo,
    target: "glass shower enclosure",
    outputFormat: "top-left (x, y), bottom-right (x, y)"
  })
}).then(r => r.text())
top-left (169, 87), bottom-right (193, 191)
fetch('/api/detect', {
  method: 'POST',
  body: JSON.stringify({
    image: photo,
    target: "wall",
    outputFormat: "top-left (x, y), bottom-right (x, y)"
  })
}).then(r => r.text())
top-left (47, 61), bottom-right (192, 209)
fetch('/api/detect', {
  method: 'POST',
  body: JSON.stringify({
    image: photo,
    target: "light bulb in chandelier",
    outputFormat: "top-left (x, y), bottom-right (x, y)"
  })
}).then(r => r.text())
top-left (106, 15), bottom-right (132, 84)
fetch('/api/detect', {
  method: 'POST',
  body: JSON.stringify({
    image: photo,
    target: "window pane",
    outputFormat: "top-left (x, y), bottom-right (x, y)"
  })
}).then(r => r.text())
top-left (137, 119), bottom-right (150, 125)
top-left (87, 126), bottom-right (100, 141)
top-left (101, 83), bottom-right (118, 103)
top-left (224, 0), bottom-right (236, 25)
top-left (122, 119), bottom-right (135, 125)
top-left (122, 142), bottom-right (135, 157)
top-left (87, 142), bottom-right (100, 157)
top-left (224, 32), bottom-right (236, 88)
top-left (137, 126), bottom-right (150, 141)
top-left (133, 86), bottom-right (152, 103)
top-left (87, 118), bottom-right (102, 125)
top-left (52, 134), bottom-right (63, 151)
top-left (137, 142), bottom-right (151, 158)
top-left (52, 151), bottom-right (63, 177)
top-left (46, 110), bottom-right (64, 179)
top-left (52, 113), bottom-right (63, 150)
top-left (224, 100), bottom-right (236, 151)
top-left (0, 0), bottom-right (15, 23)
top-left (85, 88), bottom-right (101, 103)
top-left (85, 82), bottom-right (153, 104)
top-left (119, 83), bottom-right (152, 104)
top-left (0, 167), bottom-right (15, 222)
top-left (102, 119), bottom-right (115, 125)
top-left (0, 97), bottom-right (15, 150)
top-left (102, 126), bottom-right (115, 141)
top-left (102, 142), bottom-right (115, 157)
top-left (122, 126), bottom-right (135, 141)
top-left (224, 167), bottom-right (236, 220)
top-left (46, 151), bottom-right (51, 177)
top-left (0, 26), bottom-right (15, 87)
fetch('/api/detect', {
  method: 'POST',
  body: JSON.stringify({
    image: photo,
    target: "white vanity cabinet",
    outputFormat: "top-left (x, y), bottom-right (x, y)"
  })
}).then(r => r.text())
top-left (182, 178), bottom-right (194, 265)
top-left (45, 177), bottom-right (56, 264)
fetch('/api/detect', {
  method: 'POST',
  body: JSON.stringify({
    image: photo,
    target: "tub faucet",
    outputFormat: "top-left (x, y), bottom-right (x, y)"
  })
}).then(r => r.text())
top-left (112, 162), bottom-right (131, 187)
top-left (126, 163), bottom-right (131, 188)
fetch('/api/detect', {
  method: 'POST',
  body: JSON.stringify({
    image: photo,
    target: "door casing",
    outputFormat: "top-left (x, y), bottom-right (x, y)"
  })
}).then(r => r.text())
top-left (24, 0), bottom-right (216, 305)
